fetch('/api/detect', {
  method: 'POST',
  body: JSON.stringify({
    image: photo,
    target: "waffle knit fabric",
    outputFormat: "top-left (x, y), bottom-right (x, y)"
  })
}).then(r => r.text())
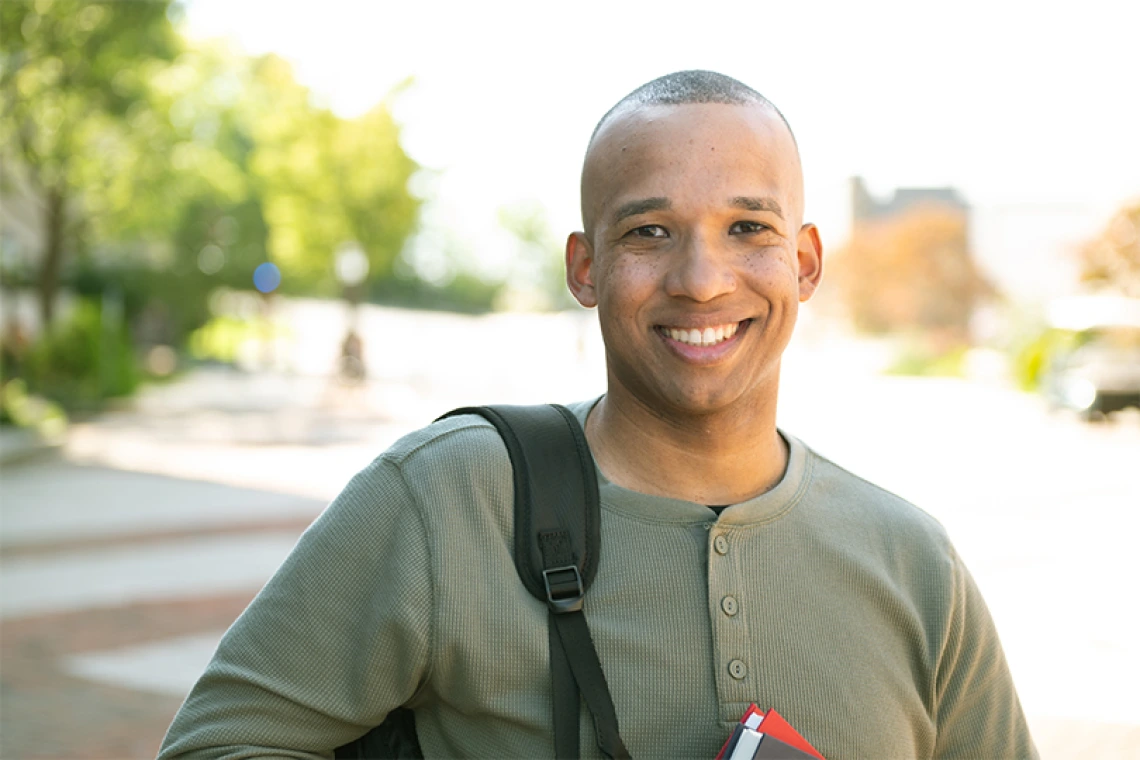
top-left (159, 398), bottom-right (1037, 760)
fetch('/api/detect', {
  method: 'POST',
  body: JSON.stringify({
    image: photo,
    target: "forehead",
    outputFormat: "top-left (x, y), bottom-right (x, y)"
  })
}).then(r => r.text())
top-left (582, 103), bottom-right (802, 228)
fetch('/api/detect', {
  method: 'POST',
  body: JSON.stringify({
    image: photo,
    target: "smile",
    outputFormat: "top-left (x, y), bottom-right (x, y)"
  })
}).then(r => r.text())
top-left (658, 320), bottom-right (749, 347)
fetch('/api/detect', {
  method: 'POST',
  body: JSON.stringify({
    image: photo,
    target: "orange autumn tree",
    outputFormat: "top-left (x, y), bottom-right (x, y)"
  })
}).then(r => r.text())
top-left (1077, 201), bottom-right (1140, 297)
top-left (828, 204), bottom-right (995, 346)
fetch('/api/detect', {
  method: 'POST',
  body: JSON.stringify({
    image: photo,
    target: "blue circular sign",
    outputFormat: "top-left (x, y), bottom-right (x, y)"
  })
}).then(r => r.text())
top-left (253, 262), bottom-right (282, 294)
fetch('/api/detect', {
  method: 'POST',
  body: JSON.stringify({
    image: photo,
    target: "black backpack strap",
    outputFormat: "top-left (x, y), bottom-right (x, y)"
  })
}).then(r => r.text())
top-left (442, 404), bottom-right (631, 760)
top-left (333, 706), bottom-right (421, 759)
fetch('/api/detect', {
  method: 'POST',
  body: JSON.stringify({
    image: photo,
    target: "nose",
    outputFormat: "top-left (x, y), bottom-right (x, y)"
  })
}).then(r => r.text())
top-left (664, 231), bottom-right (737, 303)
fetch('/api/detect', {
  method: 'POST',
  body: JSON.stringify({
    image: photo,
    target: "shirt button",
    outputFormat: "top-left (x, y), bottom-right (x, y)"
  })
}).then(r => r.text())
top-left (728, 659), bottom-right (748, 680)
top-left (721, 595), bottom-right (739, 616)
top-left (713, 535), bottom-right (729, 555)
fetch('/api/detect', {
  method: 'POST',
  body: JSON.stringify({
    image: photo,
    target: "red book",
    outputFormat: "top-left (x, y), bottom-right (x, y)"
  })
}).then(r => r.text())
top-left (715, 705), bottom-right (825, 760)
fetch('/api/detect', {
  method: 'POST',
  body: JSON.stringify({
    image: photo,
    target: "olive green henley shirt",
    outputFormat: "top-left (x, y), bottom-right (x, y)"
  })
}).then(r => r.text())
top-left (159, 399), bottom-right (1036, 759)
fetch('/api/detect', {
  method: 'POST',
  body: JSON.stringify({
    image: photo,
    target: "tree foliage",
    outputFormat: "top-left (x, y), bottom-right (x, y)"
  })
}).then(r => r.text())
top-left (243, 58), bottom-right (419, 294)
top-left (1, 0), bottom-right (181, 324)
top-left (828, 205), bottom-right (995, 344)
top-left (2, 2), bottom-right (422, 338)
top-left (1078, 201), bottom-right (1140, 297)
top-left (2, 2), bottom-right (426, 411)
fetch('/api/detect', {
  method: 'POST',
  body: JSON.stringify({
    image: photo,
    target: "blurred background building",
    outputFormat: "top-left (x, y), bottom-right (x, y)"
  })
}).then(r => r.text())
top-left (850, 175), bottom-right (968, 222)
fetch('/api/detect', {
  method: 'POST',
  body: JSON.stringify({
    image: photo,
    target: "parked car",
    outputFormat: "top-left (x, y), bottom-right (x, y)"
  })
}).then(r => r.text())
top-left (1043, 296), bottom-right (1140, 420)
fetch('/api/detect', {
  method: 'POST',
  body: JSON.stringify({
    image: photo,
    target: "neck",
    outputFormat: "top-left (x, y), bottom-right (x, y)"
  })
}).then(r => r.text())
top-left (585, 382), bottom-right (788, 506)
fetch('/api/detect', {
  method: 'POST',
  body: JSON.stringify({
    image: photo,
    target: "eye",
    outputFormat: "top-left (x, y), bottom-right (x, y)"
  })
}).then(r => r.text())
top-left (627, 225), bottom-right (668, 239)
top-left (729, 221), bottom-right (770, 235)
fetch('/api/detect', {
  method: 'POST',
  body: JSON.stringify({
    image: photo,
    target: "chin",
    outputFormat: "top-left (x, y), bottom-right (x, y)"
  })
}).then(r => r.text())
top-left (609, 359), bottom-right (778, 420)
top-left (657, 383), bottom-right (751, 417)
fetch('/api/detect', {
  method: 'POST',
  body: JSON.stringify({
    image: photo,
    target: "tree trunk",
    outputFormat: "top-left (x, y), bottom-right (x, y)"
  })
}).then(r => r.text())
top-left (39, 185), bottom-right (66, 329)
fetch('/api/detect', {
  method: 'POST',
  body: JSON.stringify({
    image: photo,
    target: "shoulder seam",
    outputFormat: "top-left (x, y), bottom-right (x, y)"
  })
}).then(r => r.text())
top-left (383, 416), bottom-right (498, 467)
top-left (803, 445), bottom-right (949, 534)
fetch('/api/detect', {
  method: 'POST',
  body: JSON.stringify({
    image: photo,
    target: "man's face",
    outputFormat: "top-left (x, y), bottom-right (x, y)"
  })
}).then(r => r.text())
top-left (568, 103), bottom-right (822, 418)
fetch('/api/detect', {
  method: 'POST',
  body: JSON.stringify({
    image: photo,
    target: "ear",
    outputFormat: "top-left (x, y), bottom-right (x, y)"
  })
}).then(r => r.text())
top-left (565, 231), bottom-right (598, 308)
top-left (795, 223), bottom-right (823, 302)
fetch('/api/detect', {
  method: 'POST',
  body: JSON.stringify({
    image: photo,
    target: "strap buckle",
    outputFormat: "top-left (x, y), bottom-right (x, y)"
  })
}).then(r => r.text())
top-left (543, 564), bottom-right (585, 613)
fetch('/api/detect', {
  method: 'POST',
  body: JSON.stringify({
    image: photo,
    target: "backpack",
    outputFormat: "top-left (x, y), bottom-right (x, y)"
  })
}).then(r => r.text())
top-left (334, 404), bottom-right (632, 760)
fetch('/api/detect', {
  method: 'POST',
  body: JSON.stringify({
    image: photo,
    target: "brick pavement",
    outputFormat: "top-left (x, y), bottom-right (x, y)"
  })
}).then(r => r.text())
top-left (1, 450), bottom-right (323, 759)
top-left (1, 591), bottom-right (257, 759)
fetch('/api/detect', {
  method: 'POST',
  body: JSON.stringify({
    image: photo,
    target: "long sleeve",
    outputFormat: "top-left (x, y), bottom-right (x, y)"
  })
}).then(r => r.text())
top-left (932, 549), bottom-right (1037, 760)
top-left (156, 410), bottom-right (1040, 759)
top-left (158, 457), bottom-right (434, 760)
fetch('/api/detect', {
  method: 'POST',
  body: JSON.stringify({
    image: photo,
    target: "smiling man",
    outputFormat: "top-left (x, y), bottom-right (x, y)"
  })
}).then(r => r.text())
top-left (568, 86), bottom-right (818, 507)
top-left (160, 72), bottom-right (1037, 760)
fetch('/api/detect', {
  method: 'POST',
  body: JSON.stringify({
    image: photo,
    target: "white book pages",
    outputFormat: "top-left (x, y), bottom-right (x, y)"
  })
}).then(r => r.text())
top-left (729, 728), bottom-right (764, 760)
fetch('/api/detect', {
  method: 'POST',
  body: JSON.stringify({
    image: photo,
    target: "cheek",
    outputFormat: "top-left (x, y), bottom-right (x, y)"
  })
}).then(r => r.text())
top-left (742, 248), bottom-right (799, 289)
top-left (598, 256), bottom-right (663, 312)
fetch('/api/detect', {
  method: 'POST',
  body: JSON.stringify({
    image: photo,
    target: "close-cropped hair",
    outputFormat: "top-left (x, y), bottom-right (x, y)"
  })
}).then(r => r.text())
top-left (589, 69), bottom-right (796, 146)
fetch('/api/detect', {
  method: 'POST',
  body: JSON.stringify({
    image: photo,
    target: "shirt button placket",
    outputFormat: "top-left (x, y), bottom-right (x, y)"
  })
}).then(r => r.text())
top-left (709, 528), bottom-right (750, 716)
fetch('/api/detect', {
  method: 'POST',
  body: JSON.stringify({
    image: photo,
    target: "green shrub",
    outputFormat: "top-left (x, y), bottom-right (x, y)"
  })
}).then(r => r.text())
top-left (885, 342), bottom-right (968, 377)
top-left (0, 378), bottom-right (68, 437)
top-left (1008, 328), bottom-right (1083, 392)
top-left (21, 299), bottom-right (140, 412)
top-left (187, 314), bottom-right (293, 365)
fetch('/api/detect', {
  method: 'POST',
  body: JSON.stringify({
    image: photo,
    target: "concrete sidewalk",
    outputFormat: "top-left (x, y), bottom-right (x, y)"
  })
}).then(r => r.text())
top-left (0, 460), bottom-right (322, 757)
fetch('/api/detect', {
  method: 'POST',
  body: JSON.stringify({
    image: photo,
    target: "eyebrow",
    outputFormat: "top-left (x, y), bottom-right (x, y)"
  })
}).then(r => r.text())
top-left (612, 197), bottom-right (671, 224)
top-left (731, 196), bottom-right (784, 218)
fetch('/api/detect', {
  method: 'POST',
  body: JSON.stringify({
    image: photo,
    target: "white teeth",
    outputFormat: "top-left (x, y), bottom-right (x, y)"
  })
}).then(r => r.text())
top-left (665, 322), bottom-right (741, 347)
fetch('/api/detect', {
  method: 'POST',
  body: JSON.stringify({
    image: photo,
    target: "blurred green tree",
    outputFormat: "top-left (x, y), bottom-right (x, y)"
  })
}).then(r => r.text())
top-left (0, 0), bottom-right (181, 326)
top-left (99, 50), bottom-right (422, 336)
top-left (4, 0), bottom-right (424, 360)
top-left (127, 42), bottom-right (269, 340)
top-left (1078, 201), bottom-right (1140, 297)
top-left (2, 1), bottom-right (430, 414)
top-left (243, 58), bottom-right (420, 296)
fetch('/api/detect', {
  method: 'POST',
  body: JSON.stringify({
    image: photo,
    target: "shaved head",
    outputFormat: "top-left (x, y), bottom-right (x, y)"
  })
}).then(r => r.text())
top-left (580, 72), bottom-right (804, 239)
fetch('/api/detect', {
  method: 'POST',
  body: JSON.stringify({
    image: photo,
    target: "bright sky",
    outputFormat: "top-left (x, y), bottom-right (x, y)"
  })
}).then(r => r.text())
top-left (184, 0), bottom-right (1140, 299)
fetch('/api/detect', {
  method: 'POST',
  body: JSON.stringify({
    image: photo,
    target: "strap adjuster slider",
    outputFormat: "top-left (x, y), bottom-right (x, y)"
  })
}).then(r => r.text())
top-left (542, 564), bottom-right (584, 613)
